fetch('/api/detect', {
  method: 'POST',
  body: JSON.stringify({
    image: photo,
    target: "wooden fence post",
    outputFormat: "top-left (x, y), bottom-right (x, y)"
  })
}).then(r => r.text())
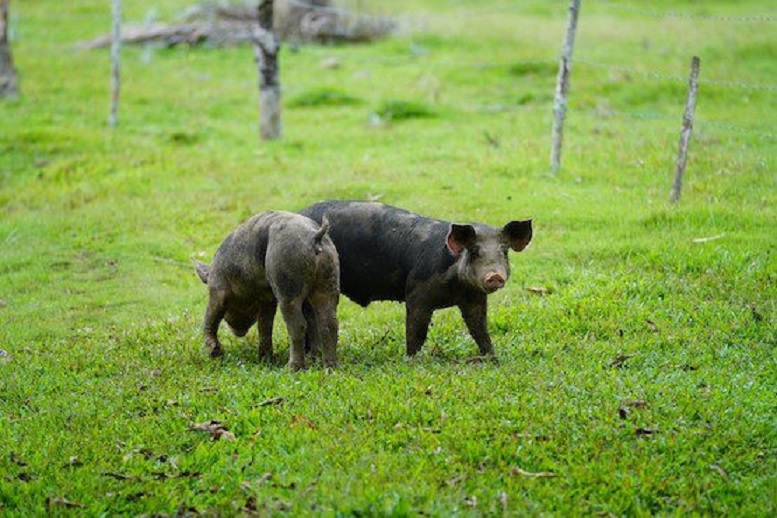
top-left (253, 0), bottom-right (282, 140)
top-left (670, 56), bottom-right (700, 204)
top-left (108, 0), bottom-right (121, 127)
top-left (550, 0), bottom-right (581, 174)
top-left (0, 0), bottom-right (19, 98)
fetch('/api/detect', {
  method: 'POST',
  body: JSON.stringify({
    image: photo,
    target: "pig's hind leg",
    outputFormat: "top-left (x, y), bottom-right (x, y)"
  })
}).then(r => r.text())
top-left (303, 302), bottom-right (321, 358)
top-left (278, 299), bottom-right (308, 371)
top-left (256, 299), bottom-right (277, 361)
top-left (309, 292), bottom-right (339, 368)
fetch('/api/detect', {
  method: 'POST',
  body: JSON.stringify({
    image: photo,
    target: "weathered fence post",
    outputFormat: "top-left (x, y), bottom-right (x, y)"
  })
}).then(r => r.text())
top-left (0, 0), bottom-right (19, 98)
top-left (253, 0), bottom-right (282, 140)
top-left (550, 0), bottom-right (581, 174)
top-left (108, 0), bottom-right (121, 127)
top-left (670, 56), bottom-right (700, 204)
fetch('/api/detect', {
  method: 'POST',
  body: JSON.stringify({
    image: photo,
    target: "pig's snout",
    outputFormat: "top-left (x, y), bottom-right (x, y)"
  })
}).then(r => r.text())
top-left (483, 272), bottom-right (506, 292)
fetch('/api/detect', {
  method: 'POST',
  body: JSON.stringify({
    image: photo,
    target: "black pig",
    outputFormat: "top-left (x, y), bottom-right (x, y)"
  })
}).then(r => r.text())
top-left (194, 211), bottom-right (340, 370)
top-left (300, 201), bottom-right (532, 356)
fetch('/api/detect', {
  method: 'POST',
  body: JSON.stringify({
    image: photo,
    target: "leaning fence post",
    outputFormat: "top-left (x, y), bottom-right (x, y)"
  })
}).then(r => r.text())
top-left (670, 56), bottom-right (700, 203)
top-left (252, 0), bottom-right (282, 140)
top-left (550, 0), bottom-right (581, 174)
top-left (108, 0), bottom-right (121, 128)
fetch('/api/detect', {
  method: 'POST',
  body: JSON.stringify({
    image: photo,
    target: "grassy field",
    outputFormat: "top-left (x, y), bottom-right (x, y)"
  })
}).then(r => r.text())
top-left (1, 0), bottom-right (775, 515)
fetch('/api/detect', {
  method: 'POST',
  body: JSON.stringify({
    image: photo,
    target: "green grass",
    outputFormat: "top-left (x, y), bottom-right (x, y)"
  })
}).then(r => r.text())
top-left (1, 0), bottom-right (775, 515)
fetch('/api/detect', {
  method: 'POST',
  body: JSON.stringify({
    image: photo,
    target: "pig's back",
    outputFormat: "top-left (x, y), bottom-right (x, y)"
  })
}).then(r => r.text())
top-left (301, 201), bottom-right (453, 306)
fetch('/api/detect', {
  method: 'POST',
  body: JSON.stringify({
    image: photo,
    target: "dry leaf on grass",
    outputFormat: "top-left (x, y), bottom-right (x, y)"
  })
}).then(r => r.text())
top-left (646, 319), bottom-right (659, 333)
top-left (189, 420), bottom-right (236, 441)
top-left (512, 432), bottom-right (551, 441)
top-left (710, 463), bottom-right (729, 479)
top-left (102, 472), bottom-right (137, 481)
top-left (47, 497), bottom-right (83, 508)
top-left (445, 474), bottom-right (465, 487)
top-left (290, 415), bottom-right (316, 429)
top-left (692, 233), bottom-right (726, 243)
top-left (510, 466), bottom-right (558, 478)
top-left (610, 353), bottom-right (634, 368)
top-left (257, 396), bottom-right (285, 407)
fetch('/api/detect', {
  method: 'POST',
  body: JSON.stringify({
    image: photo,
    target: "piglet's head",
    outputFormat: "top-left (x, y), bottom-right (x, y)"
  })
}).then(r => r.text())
top-left (446, 219), bottom-right (533, 294)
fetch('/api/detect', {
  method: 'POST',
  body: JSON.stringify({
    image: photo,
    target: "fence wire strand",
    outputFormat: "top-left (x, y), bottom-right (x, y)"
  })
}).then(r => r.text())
top-left (575, 59), bottom-right (777, 92)
top-left (595, 1), bottom-right (777, 23)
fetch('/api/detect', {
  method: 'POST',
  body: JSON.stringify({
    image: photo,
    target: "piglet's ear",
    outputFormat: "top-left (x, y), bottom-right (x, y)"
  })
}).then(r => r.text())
top-left (446, 224), bottom-right (476, 255)
top-left (503, 220), bottom-right (533, 252)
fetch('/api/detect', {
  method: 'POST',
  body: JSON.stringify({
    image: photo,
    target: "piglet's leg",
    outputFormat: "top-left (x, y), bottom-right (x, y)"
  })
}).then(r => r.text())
top-left (302, 302), bottom-right (321, 357)
top-left (459, 297), bottom-right (495, 356)
top-left (203, 297), bottom-right (225, 358)
top-left (405, 299), bottom-right (434, 356)
top-left (310, 293), bottom-right (339, 368)
top-left (256, 299), bottom-right (277, 361)
top-left (279, 300), bottom-right (307, 371)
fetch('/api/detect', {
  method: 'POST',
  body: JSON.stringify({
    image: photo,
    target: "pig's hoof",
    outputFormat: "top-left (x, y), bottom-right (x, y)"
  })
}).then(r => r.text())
top-left (466, 355), bottom-right (498, 365)
top-left (288, 361), bottom-right (306, 372)
top-left (210, 347), bottom-right (224, 358)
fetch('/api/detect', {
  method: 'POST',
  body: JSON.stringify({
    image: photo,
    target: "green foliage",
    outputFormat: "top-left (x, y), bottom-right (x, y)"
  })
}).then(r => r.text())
top-left (288, 88), bottom-right (364, 108)
top-left (0, 0), bottom-right (775, 516)
top-left (374, 99), bottom-right (437, 121)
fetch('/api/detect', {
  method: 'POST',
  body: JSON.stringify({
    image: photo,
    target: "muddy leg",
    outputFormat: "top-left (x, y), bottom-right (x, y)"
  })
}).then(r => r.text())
top-left (459, 297), bottom-right (494, 356)
top-left (405, 300), bottom-right (433, 356)
top-left (203, 297), bottom-right (225, 358)
top-left (279, 300), bottom-right (307, 371)
top-left (311, 294), bottom-right (339, 368)
top-left (303, 301), bottom-right (321, 358)
top-left (256, 299), bottom-right (277, 361)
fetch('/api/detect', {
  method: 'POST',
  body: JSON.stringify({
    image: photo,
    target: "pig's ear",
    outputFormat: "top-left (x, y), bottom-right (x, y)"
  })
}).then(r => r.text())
top-left (502, 220), bottom-right (533, 252)
top-left (446, 224), bottom-right (477, 255)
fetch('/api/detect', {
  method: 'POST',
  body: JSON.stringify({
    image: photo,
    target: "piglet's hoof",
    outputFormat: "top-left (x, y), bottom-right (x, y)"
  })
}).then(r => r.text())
top-left (210, 347), bottom-right (225, 358)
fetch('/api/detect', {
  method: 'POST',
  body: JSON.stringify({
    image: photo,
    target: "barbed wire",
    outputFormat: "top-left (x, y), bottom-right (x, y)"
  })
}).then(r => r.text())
top-left (595, 1), bottom-right (777, 23)
top-left (575, 59), bottom-right (777, 92)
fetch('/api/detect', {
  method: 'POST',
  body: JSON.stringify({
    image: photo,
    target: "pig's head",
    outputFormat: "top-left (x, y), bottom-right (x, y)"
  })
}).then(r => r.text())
top-left (446, 220), bottom-right (532, 294)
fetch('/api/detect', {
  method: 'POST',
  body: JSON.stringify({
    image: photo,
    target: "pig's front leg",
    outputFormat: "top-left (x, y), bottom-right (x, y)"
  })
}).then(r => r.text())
top-left (405, 297), bottom-right (434, 356)
top-left (459, 296), bottom-right (495, 356)
top-left (203, 297), bottom-right (225, 358)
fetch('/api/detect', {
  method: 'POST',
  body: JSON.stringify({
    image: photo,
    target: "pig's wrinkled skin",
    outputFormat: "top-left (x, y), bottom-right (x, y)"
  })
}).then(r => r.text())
top-left (194, 211), bottom-right (340, 370)
top-left (300, 201), bottom-right (532, 357)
